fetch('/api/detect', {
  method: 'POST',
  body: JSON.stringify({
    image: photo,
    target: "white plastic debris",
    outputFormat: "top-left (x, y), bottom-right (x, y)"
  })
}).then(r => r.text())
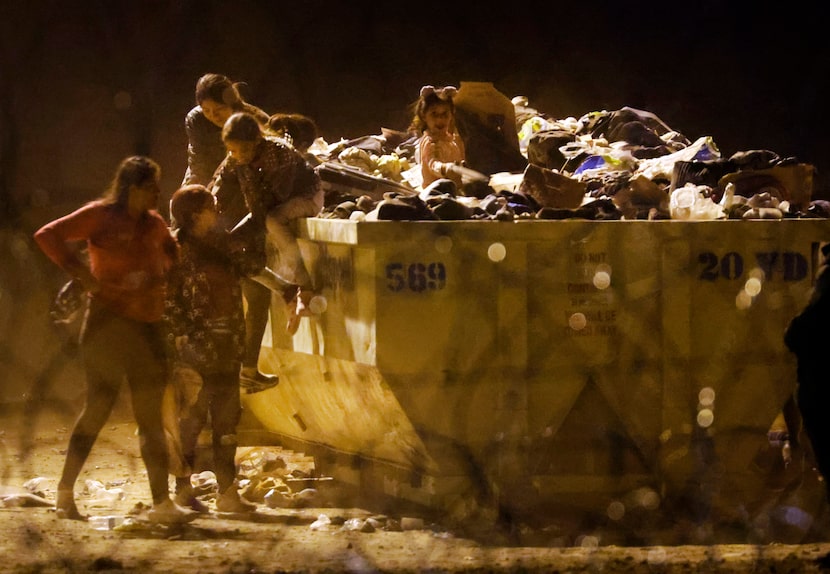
top-left (89, 515), bottom-right (125, 530)
top-left (84, 479), bottom-right (125, 506)
top-left (191, 470), bottom-right (217, 489)
top-left (669, 184), bottom-right (724, 220)
top-left (342, 517), bottom-right (364, 531)
top-left (23, 476), bottom-right (50, 494)
top-left (309, 513), bottom-right (331, 530)
top-left (263, 488), bottom-right (289, 509)
top-left (294, 488), bottom-right (318, 503)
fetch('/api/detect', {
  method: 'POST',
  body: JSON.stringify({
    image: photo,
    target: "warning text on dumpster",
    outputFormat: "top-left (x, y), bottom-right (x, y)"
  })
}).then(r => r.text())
top-left (567, 251), bottom-right (617, 337)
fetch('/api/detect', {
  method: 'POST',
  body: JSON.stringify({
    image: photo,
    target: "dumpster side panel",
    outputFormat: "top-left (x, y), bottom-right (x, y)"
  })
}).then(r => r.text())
top-left (374, 234), bottom-right (501, 375)
top-left (372, 231), bottom-right (529, 468)
top-left (525, 222), bottom-right (668, 498)
top-left (243, 219), bottom-right (830, 527)
top-left (674, 223), bottom-right (826, 512)
top-left (289, 241), bottom-right (377, 364)
top-left (245, 349), bottom-right (437, 473)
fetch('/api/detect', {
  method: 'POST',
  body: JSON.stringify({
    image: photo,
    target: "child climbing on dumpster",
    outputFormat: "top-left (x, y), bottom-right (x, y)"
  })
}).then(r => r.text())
top-left (163, 184), bottom-right (261, 513)
top-left (211, 111), bottom-right (325, 336)
top-left (409, 84), bottom-right (466, 189)
top-left (266, 112), bottom-right (322, 167)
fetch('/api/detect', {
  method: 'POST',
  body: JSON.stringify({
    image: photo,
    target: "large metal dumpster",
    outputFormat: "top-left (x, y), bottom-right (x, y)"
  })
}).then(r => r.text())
top-left (243, 218), bottom-right (830, 538)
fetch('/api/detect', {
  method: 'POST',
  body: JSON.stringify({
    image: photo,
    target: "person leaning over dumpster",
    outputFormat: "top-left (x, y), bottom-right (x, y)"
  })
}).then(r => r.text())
top-left (785, 241), bottom-right (830, 498)
top-left (266, 112), bottom-right (322, 167)
top-left (33, 156), bottom-right (196, 524)
top-left (163, 184), bottom-right (259, 513)
top-left (181, 73), bottom-right (278, 390)
top-left (211, 111), bottom-right (325, 336)
top-left (409, 84), bottom-right (466, 189)
top-left (182, 73), bottom-right (269, 187)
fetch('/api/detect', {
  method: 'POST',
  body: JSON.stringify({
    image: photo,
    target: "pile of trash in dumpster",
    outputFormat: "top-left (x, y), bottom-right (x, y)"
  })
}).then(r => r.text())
top-left (308, 82), bottom-right (820, 223)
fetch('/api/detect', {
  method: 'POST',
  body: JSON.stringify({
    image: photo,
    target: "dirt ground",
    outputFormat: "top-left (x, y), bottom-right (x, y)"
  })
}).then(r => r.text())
top-left (4, 402), bottom-right (830, 573)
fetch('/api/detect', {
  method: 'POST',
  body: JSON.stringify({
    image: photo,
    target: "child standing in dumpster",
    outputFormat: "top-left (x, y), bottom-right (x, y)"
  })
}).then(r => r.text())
top-left (785, 242), bottom-right (830, 498)
top-left (33, 156), bottom-right (195, 524)
top-left (409, 84), bottom-right (466, 189)
top-left (181, 72), bottom-right (278, 391)
top-left (164, 185), bottom-right (258, 513)
top-left (211, 111), bottom-right (325, 336)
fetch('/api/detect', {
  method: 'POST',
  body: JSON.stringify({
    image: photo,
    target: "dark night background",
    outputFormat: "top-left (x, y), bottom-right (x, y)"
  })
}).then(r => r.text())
top-left (0, 0), bottom-right (825, 228)
top-left (0, 5), bottom-right (826, 559)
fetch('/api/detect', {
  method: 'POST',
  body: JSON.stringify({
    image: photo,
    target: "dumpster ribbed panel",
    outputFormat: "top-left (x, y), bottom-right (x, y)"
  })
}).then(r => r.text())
top-left (241, 218), bottom-right (830, 522)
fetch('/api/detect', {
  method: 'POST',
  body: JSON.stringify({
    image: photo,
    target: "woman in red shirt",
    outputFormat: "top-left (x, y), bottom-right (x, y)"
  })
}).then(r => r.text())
top-left (34, 156), bottom-right (194, 524)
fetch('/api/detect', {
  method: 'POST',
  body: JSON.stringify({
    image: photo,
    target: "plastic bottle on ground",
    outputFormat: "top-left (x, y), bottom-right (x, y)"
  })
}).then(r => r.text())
top-left (89, 515), bottom-right (124, 530)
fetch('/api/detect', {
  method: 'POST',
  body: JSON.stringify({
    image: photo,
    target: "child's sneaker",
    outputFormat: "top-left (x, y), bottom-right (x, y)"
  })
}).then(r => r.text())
top-left (239, 367), bottom-right (279, 394)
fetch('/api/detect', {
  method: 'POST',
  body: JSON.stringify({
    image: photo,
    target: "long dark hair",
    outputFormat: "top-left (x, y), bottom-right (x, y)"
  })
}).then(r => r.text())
top-left (195, 73), bottom-right (268, 124)
top-left (222, 112), bottom-right (263, 143)
top-left (408, 85), bottom-right (458, 135)
top-left (102, 156), bottom-right (160, 210)
top-left (266, 113), bottom-right (318, 151)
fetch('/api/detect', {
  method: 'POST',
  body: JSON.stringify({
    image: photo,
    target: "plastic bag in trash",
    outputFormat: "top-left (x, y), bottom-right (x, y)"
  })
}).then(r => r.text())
top-left (669, 184), bottom-right (725, 220)
top-left (635, 136), bottom-right (721, 182)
